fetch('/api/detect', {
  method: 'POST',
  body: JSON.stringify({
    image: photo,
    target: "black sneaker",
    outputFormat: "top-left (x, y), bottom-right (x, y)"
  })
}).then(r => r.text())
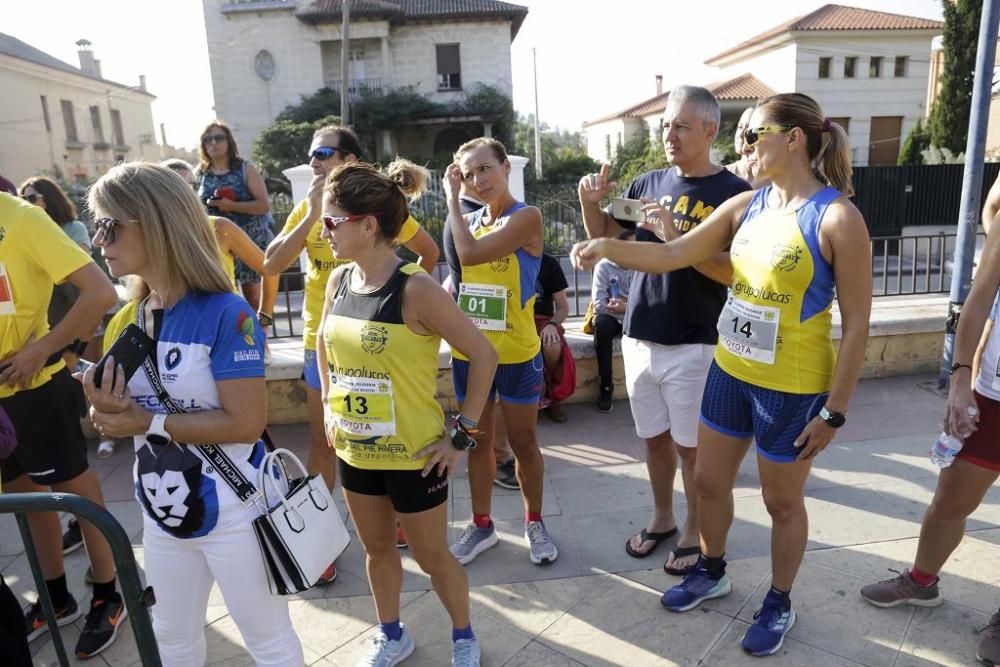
top-left (74, 593), bottom-right (127, 659)
top-left (494, 458), bottom-right (520, 490)
top-left (62, 518), bottom-right (84, 555)
top-left (596, 384), bottom-right (614, 413)
top-left (24, 594), bottom-right (81, 642)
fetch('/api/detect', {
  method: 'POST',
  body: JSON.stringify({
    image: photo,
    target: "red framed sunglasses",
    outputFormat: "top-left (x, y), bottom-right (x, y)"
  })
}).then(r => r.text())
top-left (321, 213), bottom-right (380, 231)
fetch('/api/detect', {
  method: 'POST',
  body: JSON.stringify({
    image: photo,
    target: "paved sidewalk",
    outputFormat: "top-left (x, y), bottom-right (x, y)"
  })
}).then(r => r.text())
top-left (3, 374), bottom-right (999, 666)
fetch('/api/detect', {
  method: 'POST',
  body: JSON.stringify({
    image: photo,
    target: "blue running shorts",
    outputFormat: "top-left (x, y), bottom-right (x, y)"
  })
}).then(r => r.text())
top-left (452, 352), bottom-right (544, 405)
top-left (700, 361), bottom-right (828, 463)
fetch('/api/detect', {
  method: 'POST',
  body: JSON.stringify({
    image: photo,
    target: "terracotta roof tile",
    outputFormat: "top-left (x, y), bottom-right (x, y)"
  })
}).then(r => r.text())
top-left (706, 72), bottom-right (778, 100)
top-left (583, 74), bottom-right (775, 127)
top-left (705, 3), bottom-right (943, 65)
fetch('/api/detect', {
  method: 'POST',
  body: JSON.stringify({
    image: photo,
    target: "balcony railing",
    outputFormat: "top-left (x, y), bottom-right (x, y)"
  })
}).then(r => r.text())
top-left (325, 77), bottom-right (383, 98)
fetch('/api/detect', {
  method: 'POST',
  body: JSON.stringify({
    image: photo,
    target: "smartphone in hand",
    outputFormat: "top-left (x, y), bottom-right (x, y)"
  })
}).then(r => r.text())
top-left (610, 197), bottom-right (643, 223)
top-left (93, 324), bottom-right (154, 390)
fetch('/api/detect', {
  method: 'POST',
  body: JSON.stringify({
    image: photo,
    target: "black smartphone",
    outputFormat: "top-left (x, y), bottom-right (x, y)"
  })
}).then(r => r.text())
top-left (93, 324), bottom-right (155, 390)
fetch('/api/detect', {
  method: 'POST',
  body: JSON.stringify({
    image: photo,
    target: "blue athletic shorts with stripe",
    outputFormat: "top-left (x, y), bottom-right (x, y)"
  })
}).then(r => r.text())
top-left (302, 349), bottom-right (322, 390)
top-left (452, 352), bottom-right (544, 405)
top-left (699, 361), bottom-right (828, 463)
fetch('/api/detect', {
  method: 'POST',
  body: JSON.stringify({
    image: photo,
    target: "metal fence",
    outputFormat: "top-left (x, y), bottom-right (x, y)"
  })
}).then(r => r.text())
top-left (262, 232), bottom-right (975, 340)
top-left (0, 493), bottom-right (161, 666)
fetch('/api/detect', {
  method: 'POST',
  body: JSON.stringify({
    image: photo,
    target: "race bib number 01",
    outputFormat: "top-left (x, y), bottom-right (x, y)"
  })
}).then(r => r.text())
top-left (0, 262), bottom-right (14, 316)
top-left (718, 296), bottom-right (780, 365)
top-left (328, 374), bottom-right (396, 437)
top-left (457, 283), bottom-right (507, 331)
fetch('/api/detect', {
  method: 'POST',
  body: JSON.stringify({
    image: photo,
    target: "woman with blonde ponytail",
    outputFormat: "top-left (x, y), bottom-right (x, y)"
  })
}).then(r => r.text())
top-left (316, 160), bottom-right (496, 666)
top-left (571, 92), bottom-right (872, 657)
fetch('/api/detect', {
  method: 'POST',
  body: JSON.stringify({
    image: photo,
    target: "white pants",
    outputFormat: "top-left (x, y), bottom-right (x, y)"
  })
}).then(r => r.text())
top-left (143, 512), bottom-right (304, 667)
top-left (621, 337), bottom-right (714, 445)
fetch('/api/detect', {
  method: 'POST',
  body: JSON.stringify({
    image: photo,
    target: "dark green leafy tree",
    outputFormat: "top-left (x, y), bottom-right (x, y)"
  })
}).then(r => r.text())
top-left (609, 122), bottom-right (670, 187)
top-left (255, 84), bottom-right (517, 184)
top-left (253, 115), bottom-right (339, 192)
top-left (516, 114), bottom-right (599, 185)
top-left (898, 118), bottom-right (931, 165)
top-left (928, 0), bottom-right (982, 153)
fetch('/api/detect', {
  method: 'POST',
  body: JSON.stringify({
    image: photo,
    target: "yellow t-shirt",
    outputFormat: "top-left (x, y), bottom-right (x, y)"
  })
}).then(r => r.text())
top-left (281, 199), bottom-right (421, 351)
top-left (209, 217), bottom-right (238, 292)
top-left (0, 193), bottom-right (93, 398)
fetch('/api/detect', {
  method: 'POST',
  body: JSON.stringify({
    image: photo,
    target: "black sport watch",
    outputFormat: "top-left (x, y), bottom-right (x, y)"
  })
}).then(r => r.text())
top-left (449, 418), bottom-right (478, 451)
top-left (818, 406), bottom-right (847, 428)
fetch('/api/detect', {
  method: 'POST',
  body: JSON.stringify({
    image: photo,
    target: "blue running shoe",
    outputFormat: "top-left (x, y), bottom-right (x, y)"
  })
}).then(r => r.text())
top-left (742, 591), bottom-right (796, 656)
top-left (661, 563), bottom-right (732, 612)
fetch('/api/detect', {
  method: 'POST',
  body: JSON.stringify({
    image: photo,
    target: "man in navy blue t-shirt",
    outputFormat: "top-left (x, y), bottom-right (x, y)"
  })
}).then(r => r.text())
top-left (578, 85), bottom-right (750, 575)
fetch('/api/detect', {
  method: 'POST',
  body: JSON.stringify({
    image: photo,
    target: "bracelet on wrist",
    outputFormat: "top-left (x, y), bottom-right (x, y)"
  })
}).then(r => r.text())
top-left (949, 362), bottom-right (972, 376)
top-left (455, 414), bottom-right (479, 432)
top-left (257, 312), bottom-right (275, 328)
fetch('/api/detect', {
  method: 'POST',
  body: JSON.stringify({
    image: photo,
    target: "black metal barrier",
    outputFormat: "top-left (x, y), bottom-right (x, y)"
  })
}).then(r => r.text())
top-left (0, 493), bottom-right (161, 666)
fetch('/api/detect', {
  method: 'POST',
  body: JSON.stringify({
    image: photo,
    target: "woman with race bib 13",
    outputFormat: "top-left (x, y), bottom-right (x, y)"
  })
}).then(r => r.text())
top-left (317, 160), bottom-right (496, 666)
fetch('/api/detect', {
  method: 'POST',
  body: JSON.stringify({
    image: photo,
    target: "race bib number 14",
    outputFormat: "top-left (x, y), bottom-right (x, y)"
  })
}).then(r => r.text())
top-left (718, 296), bottom-right (780, 365)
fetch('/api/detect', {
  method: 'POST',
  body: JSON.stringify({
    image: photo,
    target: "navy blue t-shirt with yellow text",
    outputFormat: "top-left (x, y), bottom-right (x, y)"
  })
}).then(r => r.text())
top-left (607, 167), bottom-right (750, 346)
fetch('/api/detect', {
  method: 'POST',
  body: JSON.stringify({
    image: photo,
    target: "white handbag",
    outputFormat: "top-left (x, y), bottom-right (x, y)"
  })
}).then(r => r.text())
top-left (252, 448), bottom-right (351, 595)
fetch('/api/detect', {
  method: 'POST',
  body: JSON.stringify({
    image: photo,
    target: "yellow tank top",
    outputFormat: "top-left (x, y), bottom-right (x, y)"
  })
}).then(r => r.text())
top-left (715, 186), bottom-right (840, 394)
top-left (282, 199), bottom-right (421, 352)
top-left (453, 202), bottom-right (541, 364)
top-left (323, 263), bottom-right (444, 470)
top-left (209, 217), bottom-right (238, 292)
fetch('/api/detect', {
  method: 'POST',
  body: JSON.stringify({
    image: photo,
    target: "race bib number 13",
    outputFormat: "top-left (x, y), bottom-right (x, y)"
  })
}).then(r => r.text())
top-left (458, 283), bottom-right (507, 331)
top-left (329, 374), bottom-right (396, 437)
top-left (718, 296), bottom-right (780, 365)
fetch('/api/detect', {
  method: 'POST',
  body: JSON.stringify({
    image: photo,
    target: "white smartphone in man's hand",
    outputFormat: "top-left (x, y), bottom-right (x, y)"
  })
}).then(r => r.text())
top-left (610, 197), bottom-right (643, 223)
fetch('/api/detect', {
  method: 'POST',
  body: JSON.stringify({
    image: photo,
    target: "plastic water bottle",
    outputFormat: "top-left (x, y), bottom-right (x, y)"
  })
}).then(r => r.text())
top-left (929, 406), bottom-right (981, 468)
top-left (609, 277), bottom-right (621, 300)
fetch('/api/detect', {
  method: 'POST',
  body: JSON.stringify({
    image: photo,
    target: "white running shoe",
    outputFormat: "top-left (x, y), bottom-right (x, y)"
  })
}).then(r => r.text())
top-left (356, 624), bottom-right (414, 667)
top-left (525, 520), bottom-right (558, 565)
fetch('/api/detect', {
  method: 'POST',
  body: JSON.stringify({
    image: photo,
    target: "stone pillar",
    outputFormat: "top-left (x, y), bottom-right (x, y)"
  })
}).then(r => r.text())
top-left (381, 37), bottom-right (391, 87)
top-left (482, 122), bottom-right (493, 138)
top-left (508, 155), bottom-right (528, 202)
top-left (380, 129), bottom-right (394, 158)
top-left (283, 163), bottom-right (314, 272)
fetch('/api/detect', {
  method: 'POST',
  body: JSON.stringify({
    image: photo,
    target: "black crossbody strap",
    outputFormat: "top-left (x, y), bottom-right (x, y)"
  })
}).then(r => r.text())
top-left (135, 298), bottom-right (263, 508)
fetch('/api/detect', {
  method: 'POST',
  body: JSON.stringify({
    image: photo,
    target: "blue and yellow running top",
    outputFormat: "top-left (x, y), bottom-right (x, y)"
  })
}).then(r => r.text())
top-left (453, 202), bottom-right (541, 364)
top-left (714, 186), bottom-right (841, 394)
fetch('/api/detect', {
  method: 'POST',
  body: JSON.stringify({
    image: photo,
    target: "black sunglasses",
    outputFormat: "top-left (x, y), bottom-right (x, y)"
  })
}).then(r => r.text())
top-left (203, 133), bottom-right (227, 144)
top-left (309, 146), bottom-right (348, 161)
top-left (21, 193), bottom-right (40, 203)
top-left (93, 217), bottom-right (121, 245)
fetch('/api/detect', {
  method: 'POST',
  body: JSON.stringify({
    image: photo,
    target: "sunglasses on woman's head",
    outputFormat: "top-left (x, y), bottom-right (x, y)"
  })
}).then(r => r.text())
top-left (203, 133), bottom-right (227, 144)
top-left (743, 125), bottom-right (793, 148)
top-left (93, 217), bottom-right (121, 245)
top-left (309, 146), bottom-right (346, 161)
top-left (21, 193), bottom-right (40, 203)
top-left (321, 213), bottom-right (379, 231)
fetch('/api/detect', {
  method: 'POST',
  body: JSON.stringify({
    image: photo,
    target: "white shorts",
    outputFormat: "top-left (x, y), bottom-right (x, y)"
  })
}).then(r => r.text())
top-left (621, 337), bottom-right (714, 445)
